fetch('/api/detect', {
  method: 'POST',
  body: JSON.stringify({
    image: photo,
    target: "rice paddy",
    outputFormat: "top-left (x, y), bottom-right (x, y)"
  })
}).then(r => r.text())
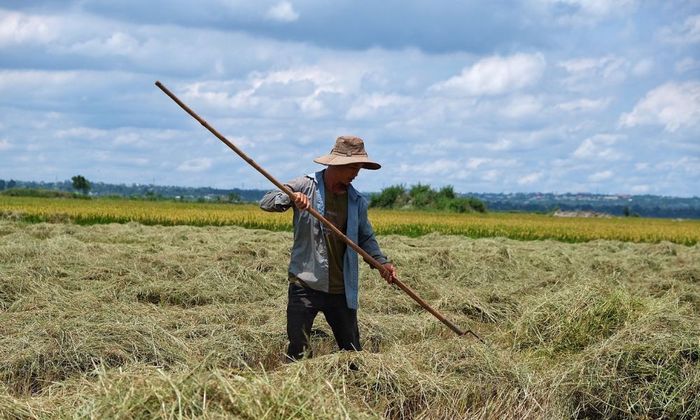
top-left (2, 196), bottom-right (699, 245)
top-left (1, 219), bottom-right (698, 419)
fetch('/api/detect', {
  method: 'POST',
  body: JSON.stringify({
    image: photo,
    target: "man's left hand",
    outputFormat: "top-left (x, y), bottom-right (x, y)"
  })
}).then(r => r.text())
top-left (380, 263), bottom-right (397, 284)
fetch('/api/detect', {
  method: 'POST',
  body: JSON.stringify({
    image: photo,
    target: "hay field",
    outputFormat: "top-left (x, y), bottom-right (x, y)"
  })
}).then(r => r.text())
top-left (2, 196), bottom-right (700, 245)
top-left (1, 220), bottom-right (699, 419)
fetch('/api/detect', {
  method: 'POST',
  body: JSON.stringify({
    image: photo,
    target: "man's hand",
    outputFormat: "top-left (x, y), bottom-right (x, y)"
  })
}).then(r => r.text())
top-left (380, 263), bottom-right (397, 284)
top-left (292, 192), bottom-right (310, 210)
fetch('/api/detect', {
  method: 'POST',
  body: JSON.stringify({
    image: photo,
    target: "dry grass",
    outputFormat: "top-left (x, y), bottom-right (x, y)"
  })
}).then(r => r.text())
top-left (0, 220), bottom-right (698, 419)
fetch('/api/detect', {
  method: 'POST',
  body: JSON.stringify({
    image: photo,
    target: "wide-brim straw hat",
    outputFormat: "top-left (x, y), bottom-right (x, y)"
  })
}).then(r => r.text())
top-left (313, 135), bottom-right (381, 170)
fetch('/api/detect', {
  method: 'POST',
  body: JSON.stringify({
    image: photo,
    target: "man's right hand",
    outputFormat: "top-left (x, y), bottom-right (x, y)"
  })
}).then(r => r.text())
top-left (380, 263), bottom-right (397, 284)
top-left (292, 192), bottom-right (310, 210)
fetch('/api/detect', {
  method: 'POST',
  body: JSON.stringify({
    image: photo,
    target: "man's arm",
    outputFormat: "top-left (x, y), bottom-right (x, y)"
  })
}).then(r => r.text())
top-left (259, 188), bottom-right (292, 212)
top-left (357, 198), bottom-right (396, 283)
top-left (259, 177), bottom-right (310, 212)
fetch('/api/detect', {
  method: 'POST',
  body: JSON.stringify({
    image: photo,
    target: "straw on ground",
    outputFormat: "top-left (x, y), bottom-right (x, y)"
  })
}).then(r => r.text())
top-left (1, 220), bottom-right (698, 418)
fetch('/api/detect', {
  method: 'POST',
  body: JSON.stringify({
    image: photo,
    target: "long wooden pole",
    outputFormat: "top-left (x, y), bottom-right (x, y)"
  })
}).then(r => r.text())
top-left (155, 81), bottom-right (482, 341)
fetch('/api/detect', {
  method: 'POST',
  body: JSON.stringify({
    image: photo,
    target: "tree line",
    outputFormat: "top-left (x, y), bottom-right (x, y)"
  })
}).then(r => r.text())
top-left (4, 176), bottom-right (697, 218)
top-left (1, 176), bottom-right (91, 195)
top-left (369, 184), bottom-right (487, 213)
top-left (0, 176), bottom-right (249, 202)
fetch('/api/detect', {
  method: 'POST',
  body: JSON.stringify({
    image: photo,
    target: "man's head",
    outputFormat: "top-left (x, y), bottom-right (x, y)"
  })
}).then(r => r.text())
top-left (325, 162), bottom-right (363, 191)
top-left (313, 136), bottom-right (381, 170)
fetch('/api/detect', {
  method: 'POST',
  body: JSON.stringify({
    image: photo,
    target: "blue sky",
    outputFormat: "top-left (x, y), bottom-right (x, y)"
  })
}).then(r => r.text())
top-left (1, 1), bottom-right (698, 196)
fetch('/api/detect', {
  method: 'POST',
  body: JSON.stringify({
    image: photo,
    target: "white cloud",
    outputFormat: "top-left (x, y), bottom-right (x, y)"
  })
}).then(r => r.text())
top-left (298, 94), bottom-right (326, 117)
top-left (656, 157), bottom-right (700, 175)
top-left (466, 158), bottom-right (489, 170)
top-left (500, 95), bottom-right (542, 119)
top-left (537, 0), bottom-right (638, 25)
top-left (486, 138), bottom-right (512, 151)
top-left (410, 138), bottom-right (470, 157)
top-left (67, 32), bottom-right (141, 56)
top-left (481, 170), bottom-right (501, 182)
top-left (0, 11), bottom-right (57, 47)
top-left (559, 55), bottom-right (628, 88)
top-left (430, 53), bottom-right (545, 96)
top-left (399, 159), bottom-right (461, 176)
top-left (94, 152), bottom-right (149, 166)
top-left (397, 157), bottom-right (516, 181)
top-left (0, 70), bottom-right (76, 92)
top-left (56, 127), bottom-right (108, 140)
top-left (559, 57), bottom-right (607, 74)
top-left (113, 132), bottom-right (142, 146)
top-left (573, 134), bottom-right (623, 160)
top-left (266, 1), bottom-right (300, 22)
top-left (675, 57), bottom-right (700, 74)
top-left (183, 81), bottom-right (236, 110)
top-left (556, 97), bottom-right (611, 112)
top-left (630, 184), bottom-right (650, 194)
top-left (0, 139), bottom-right (12, 151)
top-left (183, 66), bottom-right (351, 119)
top-left (0, 69), bottom-right (141, 108)
top-left (619, 81), bottom-right (700, 132)
top-left (346, 94), bottom-right (413, 120)
top-left (469, 158), bottom-right (517, 169)
top-left (517, 171), bottom-right (543, 185)
top-left (632, 59), bottom-right (653, 77)
top-left (177, 158), bottom-right (213, 172)
top-left (659, 14), bottom-right (700, 45)
top-left (588, 170), bottom-right (614, 182)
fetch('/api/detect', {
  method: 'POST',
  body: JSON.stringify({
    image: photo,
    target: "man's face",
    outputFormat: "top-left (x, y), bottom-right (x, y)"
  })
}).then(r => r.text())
top-left (329, 163), bottom-right (363, 188)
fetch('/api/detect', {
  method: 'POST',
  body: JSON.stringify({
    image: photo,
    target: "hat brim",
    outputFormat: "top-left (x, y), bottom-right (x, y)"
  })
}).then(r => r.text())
top-left (313, 154), bottom-right (381, 170)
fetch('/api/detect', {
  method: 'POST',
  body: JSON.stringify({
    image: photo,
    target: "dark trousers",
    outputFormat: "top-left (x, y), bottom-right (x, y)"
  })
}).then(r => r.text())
top-left (286, 282), bottom-right (361, 361)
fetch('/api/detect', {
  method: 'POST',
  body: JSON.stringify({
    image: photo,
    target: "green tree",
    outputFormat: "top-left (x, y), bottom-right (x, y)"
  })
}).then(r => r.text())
top-left (71, 175), bottom-right (91, 195)
top-left (370, 185), bottom-right (406, 208)
top-left (7, 179), bottom-right (16, 189)
top-left (467, 197), bottom-right (487, 213)
top-left (437, 185), bottom-right (456, 200)
top-left (370, 183), bottom-right (486, 213)
top-left (226, 192), bottom-right (241, 203)
top-left (0, 179), bottom-right (5, 190)
top-left (435, 185), bottom-right (456, 210)
top-left (409, 183), bottom-right (434, 207)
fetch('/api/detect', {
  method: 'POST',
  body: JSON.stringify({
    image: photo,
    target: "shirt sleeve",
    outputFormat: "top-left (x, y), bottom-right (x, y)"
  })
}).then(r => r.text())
top-left (259, 176), bottom-right (305, 212)
top-left (357, 196), bottom-right (389, 266)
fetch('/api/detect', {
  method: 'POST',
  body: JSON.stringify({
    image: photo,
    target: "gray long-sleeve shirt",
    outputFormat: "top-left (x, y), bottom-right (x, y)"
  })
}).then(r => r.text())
top-left (259, 170), bottom-right (388, 309)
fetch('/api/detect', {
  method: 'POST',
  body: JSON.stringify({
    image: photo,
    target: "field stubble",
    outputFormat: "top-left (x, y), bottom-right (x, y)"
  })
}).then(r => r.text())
top-left (1, 221), bottom-right (699, 419)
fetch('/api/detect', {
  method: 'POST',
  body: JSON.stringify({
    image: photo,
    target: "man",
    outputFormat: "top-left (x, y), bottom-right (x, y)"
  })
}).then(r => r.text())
top-left (260, 135), bottom-right (396, 361)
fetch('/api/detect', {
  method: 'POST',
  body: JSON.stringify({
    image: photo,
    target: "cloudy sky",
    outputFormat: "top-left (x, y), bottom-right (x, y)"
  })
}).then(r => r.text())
top-left (1, 1), bottom-right (698, 196)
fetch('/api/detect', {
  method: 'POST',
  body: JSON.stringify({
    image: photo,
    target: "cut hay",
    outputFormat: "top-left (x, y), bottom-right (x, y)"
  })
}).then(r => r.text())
top-left (0, 220), bottom-right (698, 418)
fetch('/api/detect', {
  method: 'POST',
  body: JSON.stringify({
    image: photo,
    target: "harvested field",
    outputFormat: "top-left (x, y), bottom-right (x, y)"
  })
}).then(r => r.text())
top-left (1, 220), bottom-right (699, 418)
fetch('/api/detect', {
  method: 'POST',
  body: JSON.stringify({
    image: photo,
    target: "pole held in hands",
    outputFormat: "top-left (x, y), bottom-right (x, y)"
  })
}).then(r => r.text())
top-left (155, 81), bottom-right (483, 341)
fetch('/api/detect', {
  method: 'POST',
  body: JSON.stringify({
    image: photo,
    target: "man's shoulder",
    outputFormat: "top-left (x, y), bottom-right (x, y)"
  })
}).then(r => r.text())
top-left (283, 173), bottom-right (318, 193)
top-left (290, 173), bottom-right (317, 184)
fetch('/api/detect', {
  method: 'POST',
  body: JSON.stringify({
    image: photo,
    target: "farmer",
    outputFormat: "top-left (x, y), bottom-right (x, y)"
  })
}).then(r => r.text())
top-left (260, 135), bottom-right (396, 361)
